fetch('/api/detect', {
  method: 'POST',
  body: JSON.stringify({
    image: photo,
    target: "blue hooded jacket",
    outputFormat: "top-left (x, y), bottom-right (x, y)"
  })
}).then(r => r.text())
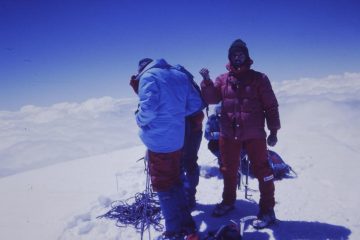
top-left (135, 59), bottom-right (203, 153)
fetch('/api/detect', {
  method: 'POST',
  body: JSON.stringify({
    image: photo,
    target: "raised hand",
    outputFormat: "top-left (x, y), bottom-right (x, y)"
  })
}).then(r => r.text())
top-left (199, 68), bottom-right (211, 81)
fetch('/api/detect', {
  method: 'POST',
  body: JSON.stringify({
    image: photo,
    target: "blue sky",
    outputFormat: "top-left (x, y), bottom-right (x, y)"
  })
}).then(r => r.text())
top-left (1, 0), bottom-right (359, 110)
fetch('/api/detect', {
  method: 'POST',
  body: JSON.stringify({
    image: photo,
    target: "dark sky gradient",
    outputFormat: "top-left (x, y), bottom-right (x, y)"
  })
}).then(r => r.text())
top-left (1, 0), bottom-right (360, 110)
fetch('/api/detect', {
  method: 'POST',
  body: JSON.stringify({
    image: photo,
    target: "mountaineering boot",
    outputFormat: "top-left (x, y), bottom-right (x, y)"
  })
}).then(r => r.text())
top-left (212, 202), bottom-right (235, 217)
top-left (252, 208), bottom-right (276, 229)
top-left (155, 231), bottom-right (184, 240)
top-left (155, 230), bottom-right (199, 240)
top-left (184, 232), bottom-right (200, 240)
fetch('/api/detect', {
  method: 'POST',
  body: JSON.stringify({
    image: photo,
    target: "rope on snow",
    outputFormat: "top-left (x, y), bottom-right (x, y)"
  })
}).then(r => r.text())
top-left (97, 156), bottom-right (163, 239)
top-left (97, 191), bottom-right (163, 232)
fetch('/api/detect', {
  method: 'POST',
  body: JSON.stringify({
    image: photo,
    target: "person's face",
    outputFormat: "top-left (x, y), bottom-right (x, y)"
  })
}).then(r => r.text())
top-left (230, 51), bottom-right (247, 68)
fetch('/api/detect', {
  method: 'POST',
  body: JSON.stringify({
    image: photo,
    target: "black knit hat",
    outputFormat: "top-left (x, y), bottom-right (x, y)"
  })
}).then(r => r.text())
top-left (228, 39), bottom-right (250, 62)
top-left (138, 58), bottom-right (153, 73)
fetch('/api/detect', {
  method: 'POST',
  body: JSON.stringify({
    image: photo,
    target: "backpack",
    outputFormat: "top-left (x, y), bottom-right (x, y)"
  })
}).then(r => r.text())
top-left (204, 221), bottom-right (242, 240)
top-left (173, 64), bottom-right (208, 112)
top-left (240, 149), bottom-right (296, 180)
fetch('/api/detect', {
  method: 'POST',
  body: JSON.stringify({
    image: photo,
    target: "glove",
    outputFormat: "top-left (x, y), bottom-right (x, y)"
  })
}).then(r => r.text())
top-left (267, 131), bottom-right (278, 147)
top-left (199, 68), bottom-right (211, 81)
top-left (129, 75), bottom-right (139, 94)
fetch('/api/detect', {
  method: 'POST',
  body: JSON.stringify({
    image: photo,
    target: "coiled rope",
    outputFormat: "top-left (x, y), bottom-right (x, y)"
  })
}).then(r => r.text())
top-left (97, 156), bottom-right (163, 239)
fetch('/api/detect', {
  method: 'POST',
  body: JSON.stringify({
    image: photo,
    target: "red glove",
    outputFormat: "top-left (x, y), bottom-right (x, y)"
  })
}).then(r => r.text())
top-left (129, 75), bottom-right (139, 94)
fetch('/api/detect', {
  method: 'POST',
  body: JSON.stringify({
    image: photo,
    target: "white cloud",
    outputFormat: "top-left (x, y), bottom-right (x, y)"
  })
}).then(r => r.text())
top-left (0, 97), bottom-right (141, 177)
top-left (273, 72), bottom-right (360, 103)
top-left (273, 72), bottom-right (360, 154)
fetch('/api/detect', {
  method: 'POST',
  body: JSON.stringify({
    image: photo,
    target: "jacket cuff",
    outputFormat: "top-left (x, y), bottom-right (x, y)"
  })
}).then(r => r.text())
top-left (201, 79), bottom-right (213, 88)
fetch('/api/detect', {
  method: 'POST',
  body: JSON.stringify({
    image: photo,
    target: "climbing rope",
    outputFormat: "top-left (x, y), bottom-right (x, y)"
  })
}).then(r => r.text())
top-left (97, 191), bottom-right (163, 230)
top-left (97, 156), bottom-right (163, 239)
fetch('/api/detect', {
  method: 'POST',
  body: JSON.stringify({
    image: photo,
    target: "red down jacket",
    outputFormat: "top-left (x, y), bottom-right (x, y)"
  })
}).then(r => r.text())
top-left (201, 65), bottom-right (280, 141)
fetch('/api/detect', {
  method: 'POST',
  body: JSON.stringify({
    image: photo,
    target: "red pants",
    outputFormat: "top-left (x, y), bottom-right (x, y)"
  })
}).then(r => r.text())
top-left (147, 149), bottom-right (182, 192)
top-left (219, 137), bottom-right (275, 212)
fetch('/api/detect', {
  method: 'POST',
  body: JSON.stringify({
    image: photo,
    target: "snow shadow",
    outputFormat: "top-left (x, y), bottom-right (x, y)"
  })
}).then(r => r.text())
top-left (268, 220), bottom-right (351, 240)
top-left (193, 200), bottom-right (351, 240)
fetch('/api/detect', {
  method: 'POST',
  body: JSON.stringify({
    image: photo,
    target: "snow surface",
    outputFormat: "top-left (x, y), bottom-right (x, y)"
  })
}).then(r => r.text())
top-left (0, 73), bottom-right (359, 240)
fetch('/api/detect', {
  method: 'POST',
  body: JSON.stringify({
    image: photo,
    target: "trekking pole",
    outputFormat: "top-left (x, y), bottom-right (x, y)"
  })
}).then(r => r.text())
top-left (140, 154), bottom-right (151, 240)
top-left (237, 167), bottom-right (242, 190)
top-left (244, 155), bottom-right (252, 199)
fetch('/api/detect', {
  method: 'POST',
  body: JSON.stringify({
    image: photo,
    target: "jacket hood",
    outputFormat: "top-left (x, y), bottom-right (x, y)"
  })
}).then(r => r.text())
top-left (138, 58), bottom-right (153, 73)
top-left (228, 39), bottom-right (253, 69)
top-left (136, 58), bottom-right (171, 80)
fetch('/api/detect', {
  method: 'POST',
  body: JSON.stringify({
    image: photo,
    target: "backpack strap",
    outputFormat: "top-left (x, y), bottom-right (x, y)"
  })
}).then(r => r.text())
top-left (173, 64), bottom-right (209, 112)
